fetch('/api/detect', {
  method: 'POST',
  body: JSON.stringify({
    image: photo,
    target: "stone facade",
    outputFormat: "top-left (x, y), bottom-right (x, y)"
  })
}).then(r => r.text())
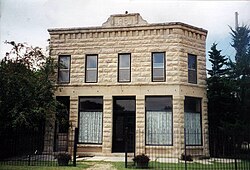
top-left (48, 13), bottom-right (208, 157)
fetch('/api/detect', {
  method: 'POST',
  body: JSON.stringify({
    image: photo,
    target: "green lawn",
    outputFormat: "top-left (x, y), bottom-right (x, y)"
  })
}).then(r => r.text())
top-left (0, 160), bottom-right (249, 170)
top-left (0, 163), bottom-right (90, 170)
top-left (112, 160), bottom-right (250, 170)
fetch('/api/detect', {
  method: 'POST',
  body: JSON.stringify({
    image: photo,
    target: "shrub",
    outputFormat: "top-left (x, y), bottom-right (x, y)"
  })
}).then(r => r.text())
top-left (133, 154), bottom-right (150, 168)
top-left (181, 154), bottom-right (193, 161)
top-left (56, 153), bottom-right (71, 166)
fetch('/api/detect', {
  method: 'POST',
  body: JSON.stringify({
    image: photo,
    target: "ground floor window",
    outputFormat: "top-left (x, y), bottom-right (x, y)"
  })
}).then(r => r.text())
top-left (184, 97), bottom-right (202, 145)
top-left (146, 96), bottom-right (173, 145)
top-left (78, 97), bottom-right (103, 144)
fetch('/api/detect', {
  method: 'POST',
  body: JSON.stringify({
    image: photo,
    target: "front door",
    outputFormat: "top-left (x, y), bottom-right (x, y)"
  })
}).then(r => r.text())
top-left (112, 96), bottom-right (136, 153)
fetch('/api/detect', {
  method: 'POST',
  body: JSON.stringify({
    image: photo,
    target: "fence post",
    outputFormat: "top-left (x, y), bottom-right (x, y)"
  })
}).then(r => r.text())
top-left (234, 136), bottom-right (237, 170)
top-left (28, 154), bottom-right (31, 166)
top-left (125, 127), bottom-right (128, 168)
top-left (73, 128), bottom-right (79, 167)
top-left (184, 128), bottom-right (187, 170)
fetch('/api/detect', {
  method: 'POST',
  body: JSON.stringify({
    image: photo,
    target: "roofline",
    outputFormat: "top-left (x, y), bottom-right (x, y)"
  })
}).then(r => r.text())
top-left (48, 22), bottom-right (207, 35)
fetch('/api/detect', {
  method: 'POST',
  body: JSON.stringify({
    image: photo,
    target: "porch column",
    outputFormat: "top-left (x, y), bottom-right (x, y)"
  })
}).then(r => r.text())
top-left (202, 98), bottom-right (209, 157)
top-left (68, 96), bottom-right (78, 155)
top-left (102, 95), bottom-right (113, 155)
top-left (135, 95), bottom-right (145, 155)
top-left (173, 95), bottom-right (185, 158)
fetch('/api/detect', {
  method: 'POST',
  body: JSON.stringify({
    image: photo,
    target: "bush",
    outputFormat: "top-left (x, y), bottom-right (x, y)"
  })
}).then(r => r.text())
top-left (181, 154), bottom-right (193, 161)
top-left (56, 153), bottom-right (71, 166)
top-left (133, 154), bottom-right (150, 168)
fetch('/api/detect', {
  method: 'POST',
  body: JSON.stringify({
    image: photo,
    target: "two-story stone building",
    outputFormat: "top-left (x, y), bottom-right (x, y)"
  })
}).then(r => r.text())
top-left (48, 13), bottom-right (208, 157)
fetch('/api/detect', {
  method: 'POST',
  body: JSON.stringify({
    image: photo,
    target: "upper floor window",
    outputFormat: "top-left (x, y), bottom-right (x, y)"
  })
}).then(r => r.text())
top-left (58, 55), bottom-right (70, 83)
top-left (85, 55), bottom-right (98, 83)
top-left (152, 52), bottom-right (165, 82)
top-left (188, 54), bottom-right (197, 84)
top-left (118, 54), bottom-right (131, 82)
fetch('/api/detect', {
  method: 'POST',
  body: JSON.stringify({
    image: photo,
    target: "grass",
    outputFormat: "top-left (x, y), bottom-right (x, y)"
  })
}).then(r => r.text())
top-left (112, 160), bottom-right (250, 170)
top-left (0, 162), bottom-right (90, 170)
top-left (0, 160), bottom-right (249, 170)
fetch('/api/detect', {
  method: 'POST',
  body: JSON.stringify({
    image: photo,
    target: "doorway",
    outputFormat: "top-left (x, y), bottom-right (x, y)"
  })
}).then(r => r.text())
top-left (54, 96), bottom-right (70, 152)
top-left (112, 96), bottom-right (136, 153)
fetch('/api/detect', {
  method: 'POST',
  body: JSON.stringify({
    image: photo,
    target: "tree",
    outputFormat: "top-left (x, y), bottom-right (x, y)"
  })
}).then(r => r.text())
top-left (229, 25), bottom-right (250, 133)
top-left (0, 41), bottom-right (58, 133)
top-left (207, 43), bottom-right (237, 132)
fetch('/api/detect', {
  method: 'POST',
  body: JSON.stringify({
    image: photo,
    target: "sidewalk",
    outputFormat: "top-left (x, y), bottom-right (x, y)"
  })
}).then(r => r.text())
top-left (77, 156), bottom-right (134, 162)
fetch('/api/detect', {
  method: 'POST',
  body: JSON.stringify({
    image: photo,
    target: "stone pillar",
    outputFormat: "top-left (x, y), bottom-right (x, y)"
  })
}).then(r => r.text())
top-left (102, 95), bottom-right (113, 155)
top-left (202, 98), bottom-right (209, 157)
top-left (135, 95), bottom-right (145, 155)
top-left (68, 96), bottom-right (78, 155)
top-left (173, 95), bottom-right (185, 158)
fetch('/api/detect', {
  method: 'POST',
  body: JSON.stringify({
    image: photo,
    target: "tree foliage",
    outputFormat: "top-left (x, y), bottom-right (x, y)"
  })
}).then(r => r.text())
top-left (207, 43), bottom-right (237, 132)
top-left (208, 25), bottom-right (250, 135)
top-left (229, 25), bottom-right (250, 132)
top-left (0, 41), bottom-right (57, 133)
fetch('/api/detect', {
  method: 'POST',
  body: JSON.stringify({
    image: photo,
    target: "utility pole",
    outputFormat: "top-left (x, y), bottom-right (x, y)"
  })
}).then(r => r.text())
top-left (235, 12), bottom-right (239, 30)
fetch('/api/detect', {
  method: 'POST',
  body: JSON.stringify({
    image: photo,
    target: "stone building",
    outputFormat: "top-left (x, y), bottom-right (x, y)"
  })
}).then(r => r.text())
top-left (48, 13), bottom-right (208, 157)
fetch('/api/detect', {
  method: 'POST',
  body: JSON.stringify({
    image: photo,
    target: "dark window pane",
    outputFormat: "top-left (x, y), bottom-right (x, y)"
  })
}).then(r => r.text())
top-left (86, 70), bottom-right (97, 82)
top-left (114, 99), bottom-right (135, 112)
top-left (152, 53), bottom-right (165, 82)
top-left (119, 54), bottom-right (130, 68)
top-left (58, 55), bottom-right (70, 83)
top-left (153, 68), bottom-right (164, 81)
top-left (79, 97), bottom-right (103, 112)
top-left (145, 96), bottom-right (173, 145)
top-left (59, 70), bottom-right (69, 82)
top-left (188, 55), bottom-right (196, 69)
top-left (119, 69), bottom-right (130, 81)
top-left (153, 53), bottom-right (164, 64)
top-left (118, 54), bottom-right (131, 82)
top-left (146, 96), bottom-right (172, 111)
top-left (184, 97), bottom-right (201, 113)
top-left (59, 56), bottom-right (70, 69)
top-left (184, 97), bottom-right (202, 145)
top-left (86, 55), bottom-right (98, 82)
top-left (79, 96), bottom-right (103, 144)
top-left (87, 55), bottom-right (97, 68)
top-left (188, 54), bottom-right (197, 84)
top-left (188, 70), bottom-right (197, 84)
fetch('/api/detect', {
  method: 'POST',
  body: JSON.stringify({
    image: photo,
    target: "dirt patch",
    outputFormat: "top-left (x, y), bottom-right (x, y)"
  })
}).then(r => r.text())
top-left (85, 162), bottom-right (117, 170)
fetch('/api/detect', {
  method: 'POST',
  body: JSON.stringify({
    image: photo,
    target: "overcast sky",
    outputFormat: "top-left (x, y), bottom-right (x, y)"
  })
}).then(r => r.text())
top-left (1, 0), bottom-right (250, 68)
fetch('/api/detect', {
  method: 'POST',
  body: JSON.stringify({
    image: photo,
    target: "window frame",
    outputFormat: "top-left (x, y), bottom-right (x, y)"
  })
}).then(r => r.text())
top-left (118, 53), bottom-right (131, 83)
top-left (184, 96), bottom-right (202, 146)
top-left (145, 96), bottom-right (173, 146)
top-left (188, 54), bottom-right (197, 84)
top-left (78, 96), bottom-right (103, 144)
top-left (58, 55), bottom-right (71, 84)
top-left (152, 52), bottom-right (166, 82)
top-left (85, 54), bottom-right (98, 83)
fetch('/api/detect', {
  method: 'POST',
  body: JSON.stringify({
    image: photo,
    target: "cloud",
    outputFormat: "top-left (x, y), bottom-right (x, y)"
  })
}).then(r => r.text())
top-left (1, 0), bottom-right (250, 60)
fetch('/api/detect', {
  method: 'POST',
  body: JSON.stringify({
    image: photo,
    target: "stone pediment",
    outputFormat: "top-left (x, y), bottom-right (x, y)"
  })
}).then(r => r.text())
top-left (102, 13), bottom-right (148, 27)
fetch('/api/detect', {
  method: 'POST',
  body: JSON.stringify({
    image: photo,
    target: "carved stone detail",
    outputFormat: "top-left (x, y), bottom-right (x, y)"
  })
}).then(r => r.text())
top-left (102, 13), bottom-right (148, 27)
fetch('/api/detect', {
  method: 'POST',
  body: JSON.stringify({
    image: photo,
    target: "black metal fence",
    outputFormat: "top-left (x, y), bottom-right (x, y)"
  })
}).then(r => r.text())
top-left (0, 129), bottom-right (75, 167)
top-left (125, 129), bottom-right (250, 170)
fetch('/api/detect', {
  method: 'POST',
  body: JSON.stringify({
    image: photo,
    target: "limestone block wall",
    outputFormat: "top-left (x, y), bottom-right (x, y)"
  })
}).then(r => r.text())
top-left (48, 13), bottom-right (208, 157)
top-left (49, 24), bottom-right (207, 87)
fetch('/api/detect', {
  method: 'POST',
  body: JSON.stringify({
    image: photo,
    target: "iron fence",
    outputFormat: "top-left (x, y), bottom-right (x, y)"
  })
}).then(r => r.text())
top-left (0, 129), bottom-right (75, 167)
top-left (125, 129), bottom-right (250, 170)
